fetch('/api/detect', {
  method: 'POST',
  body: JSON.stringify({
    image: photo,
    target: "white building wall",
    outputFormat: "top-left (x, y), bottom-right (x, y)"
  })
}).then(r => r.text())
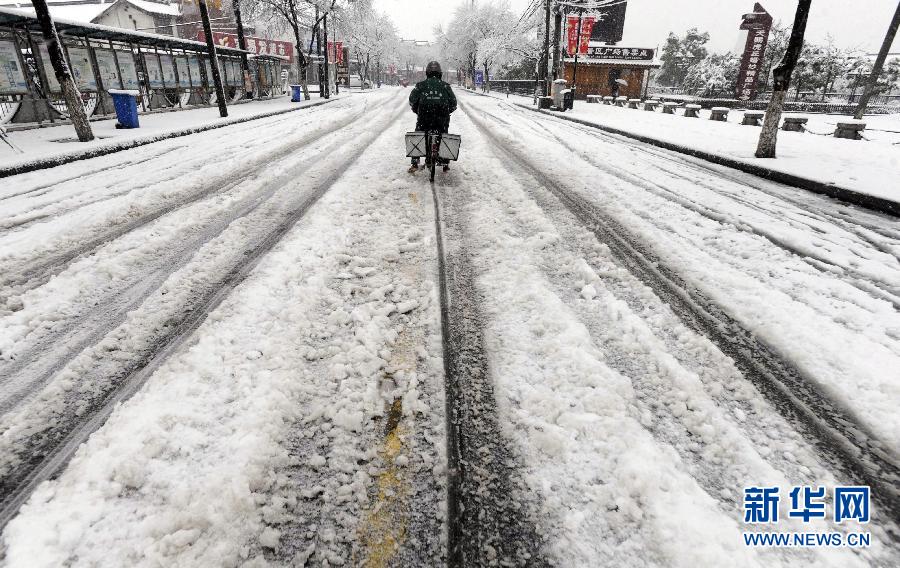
top-left (95, 3), bottom-right (176, 37)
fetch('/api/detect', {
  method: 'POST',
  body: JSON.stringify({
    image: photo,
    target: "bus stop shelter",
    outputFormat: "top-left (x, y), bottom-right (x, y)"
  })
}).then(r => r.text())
top-left (0, 6), bottom-right (285, 126)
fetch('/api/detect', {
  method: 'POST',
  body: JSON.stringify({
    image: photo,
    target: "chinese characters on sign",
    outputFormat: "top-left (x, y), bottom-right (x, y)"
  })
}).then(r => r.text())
top-left (743, 486), bottom-right (870, 524)
top-left (566, 16), bottom-right (595, 56)
top-left (584, 46), bottom-right (654, 61)
top-left (198, 32), bottom-right (294, 63)
top-left (736, 2), bottom-right (772, 101)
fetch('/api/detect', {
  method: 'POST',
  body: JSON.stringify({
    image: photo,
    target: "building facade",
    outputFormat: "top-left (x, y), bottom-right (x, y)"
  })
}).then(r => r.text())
top-left (564, 45), bottom-right (660, 99)
top-left (1, 0), bottom-right (180, 36)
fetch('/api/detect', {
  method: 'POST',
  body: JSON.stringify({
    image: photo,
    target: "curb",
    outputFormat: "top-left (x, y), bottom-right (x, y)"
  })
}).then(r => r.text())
top-left (514, 103), bottom-right (900, 218)
top-left (0, 97), bottom-right (338, 179)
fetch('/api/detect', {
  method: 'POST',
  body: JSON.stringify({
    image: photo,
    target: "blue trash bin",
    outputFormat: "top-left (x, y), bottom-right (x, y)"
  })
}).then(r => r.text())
top-left (290, 84), bottom-right (303, 102)
top-left (109, 89), bottom-right (140, 129)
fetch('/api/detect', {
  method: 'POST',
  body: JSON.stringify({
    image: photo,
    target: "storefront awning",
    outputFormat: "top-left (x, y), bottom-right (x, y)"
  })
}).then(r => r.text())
top-left (564, 58), bottom-right (660, 68)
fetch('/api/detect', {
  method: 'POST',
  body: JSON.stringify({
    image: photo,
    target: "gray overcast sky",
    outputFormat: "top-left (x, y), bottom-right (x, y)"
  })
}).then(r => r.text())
top-left (374, 0), bottom-right (900, 54)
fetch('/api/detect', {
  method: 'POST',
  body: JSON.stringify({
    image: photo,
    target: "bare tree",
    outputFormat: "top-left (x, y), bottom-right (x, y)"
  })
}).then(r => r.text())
top-left (755, 0), bottom-right (812, 159)
top-left (31, 0), bottom-right (93, 141)
top-left (854, 0), bottom-right (900, 119)
top-left (244, 0), bottom-right (317, 99)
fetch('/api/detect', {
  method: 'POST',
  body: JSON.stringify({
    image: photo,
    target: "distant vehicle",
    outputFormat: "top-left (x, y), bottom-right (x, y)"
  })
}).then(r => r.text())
top-left (348, 74), bottom-right (362, 88)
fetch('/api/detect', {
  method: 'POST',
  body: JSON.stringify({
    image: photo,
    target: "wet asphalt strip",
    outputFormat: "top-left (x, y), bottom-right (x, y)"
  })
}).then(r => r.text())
top-left (431, 173), bottom-right (551, 567)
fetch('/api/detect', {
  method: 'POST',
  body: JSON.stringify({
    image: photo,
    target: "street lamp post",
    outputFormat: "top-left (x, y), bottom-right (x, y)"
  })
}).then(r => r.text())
top-left (571, 8), bottom-right (584, 105)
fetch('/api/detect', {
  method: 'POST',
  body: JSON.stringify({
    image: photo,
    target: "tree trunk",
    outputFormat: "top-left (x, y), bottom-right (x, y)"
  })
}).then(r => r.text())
top-left (314, 9), bottom-right (323, 97)
top-left (756, 0), bottom-right (811, 159)
top-left (232, 0), bottom-right (250, 98)
top-left (288, 0), bottom-right (309, 99)
top-left (199, 0), bottom-right (228, 117)
top-left (755, 90), bottom-right (787, 158)
top-left (540, 0), bottom-right (550, 94)
top-left (551, 8), bottom-right (562, 83)
top-left (854, 0), bottom-right (900, 119)
top-left (322, 13), bottom-right (330, 98)
top-left (31, 0), bottom-right (93, 141)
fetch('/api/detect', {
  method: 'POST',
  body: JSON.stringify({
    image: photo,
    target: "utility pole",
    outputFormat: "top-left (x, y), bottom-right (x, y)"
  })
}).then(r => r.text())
top-left (232, 0), bottom-right (251, 97)
top-left (540, 0), bottom-right (550, 96)
top-left (755, 0), bottom-right (811, 158)
top-left (571, 8), bottom-right (584, 104)
top-left (853, 0), bottom-right (900, 119)
top-left (551, 6), bottom-right (562, 82)
top-left (31, 0), bottom-right (93, 141)
top-left (199, 0), bottom-right (228, 117)
top-left (322, 12), bottom-right (331, 98)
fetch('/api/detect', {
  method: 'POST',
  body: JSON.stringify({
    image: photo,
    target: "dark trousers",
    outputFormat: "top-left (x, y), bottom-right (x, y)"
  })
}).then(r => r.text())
top-left (411, 116), bottom-right (450, 164)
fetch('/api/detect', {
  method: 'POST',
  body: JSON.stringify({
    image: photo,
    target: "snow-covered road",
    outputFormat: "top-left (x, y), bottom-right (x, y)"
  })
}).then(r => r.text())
top-left (0, 88), bottom-right (897, 566)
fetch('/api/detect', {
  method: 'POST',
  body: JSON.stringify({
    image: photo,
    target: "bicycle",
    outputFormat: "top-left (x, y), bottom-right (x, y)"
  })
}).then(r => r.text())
top-left (405, 130), bottom-right (461, 183)
top-left (424, 129), bottom-right (447, 183)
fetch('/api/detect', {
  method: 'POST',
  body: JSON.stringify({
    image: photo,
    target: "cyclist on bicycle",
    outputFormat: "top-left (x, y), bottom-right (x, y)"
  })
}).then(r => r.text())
top-left (409, 61), bottom-right (457, 173)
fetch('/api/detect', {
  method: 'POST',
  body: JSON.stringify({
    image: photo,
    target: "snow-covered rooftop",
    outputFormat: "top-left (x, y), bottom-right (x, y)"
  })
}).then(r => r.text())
top-left (125, 0), bottom-right (179, 16)
top-left (0, 0), bottom-right (179, 23)
top-left (5, 3), bottom-right (113, 22)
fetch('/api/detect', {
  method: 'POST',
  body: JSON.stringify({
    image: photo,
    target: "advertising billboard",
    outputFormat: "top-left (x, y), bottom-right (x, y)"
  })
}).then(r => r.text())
top-left (0, 40), bottom-right (27, 95)
top-left (67, 47), bottom-right (97, 91)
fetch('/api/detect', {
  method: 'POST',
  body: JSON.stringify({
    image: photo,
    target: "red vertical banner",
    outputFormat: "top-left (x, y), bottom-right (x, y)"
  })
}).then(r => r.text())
top-left (327, 41), bottom-right (344, 65)
top-left (736, 2), bottom-right (773, 101)
top-left (580, 17), bottom-right (595, 53)
top-left (566, 16), bottom-right (595, 55)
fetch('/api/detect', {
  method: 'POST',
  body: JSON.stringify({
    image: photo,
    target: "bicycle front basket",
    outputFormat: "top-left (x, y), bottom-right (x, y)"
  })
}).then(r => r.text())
top-left (405, 131), bottom-right (427, 158)
top-left (438, 134), bottom-right (461, 161)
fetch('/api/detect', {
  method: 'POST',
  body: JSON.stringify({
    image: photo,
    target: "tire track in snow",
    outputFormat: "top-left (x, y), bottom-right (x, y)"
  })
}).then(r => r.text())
top-left (520, 115), bottom-right (900, 310)
top-left (0, 95), bottom-right (399, 396)
top-left (0, 101), bottom-right (392, 412)
top-left (497, 101), bottom-right (900, 257)
top-left (479, 103), bottom-right (900, 309)
top-left (0, 102), bottom-right (349, 232)
top-left (0, 94), bottom-right (410, 533)
top-left (0, 96), bottom-right (392, 303)
top-left (431, 172), bottom-right (550, 566)
top-left (456, 106), bottom-right (900, 563)
top-left (464, 101), bottom-right (900, 527)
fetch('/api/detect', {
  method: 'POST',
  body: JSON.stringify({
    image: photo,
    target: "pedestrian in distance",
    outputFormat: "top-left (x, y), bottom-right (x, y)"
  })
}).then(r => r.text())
top-left (408, 61), bottom-right (457, 173)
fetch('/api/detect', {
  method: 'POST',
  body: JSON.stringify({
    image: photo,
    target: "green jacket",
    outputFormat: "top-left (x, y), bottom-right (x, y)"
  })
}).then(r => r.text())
top-left (409, 77), bottom-right (457, 119)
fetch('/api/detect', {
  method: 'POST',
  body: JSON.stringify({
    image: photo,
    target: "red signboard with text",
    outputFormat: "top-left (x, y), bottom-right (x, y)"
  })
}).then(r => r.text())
top-left (566, 16), bottom-right (595, 56)
top-left (198, 32), bottom-right (294, 63)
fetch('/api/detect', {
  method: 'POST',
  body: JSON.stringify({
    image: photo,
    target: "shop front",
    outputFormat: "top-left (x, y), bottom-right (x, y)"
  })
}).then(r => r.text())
top-left (563, 45), bottom-right (660, 100)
